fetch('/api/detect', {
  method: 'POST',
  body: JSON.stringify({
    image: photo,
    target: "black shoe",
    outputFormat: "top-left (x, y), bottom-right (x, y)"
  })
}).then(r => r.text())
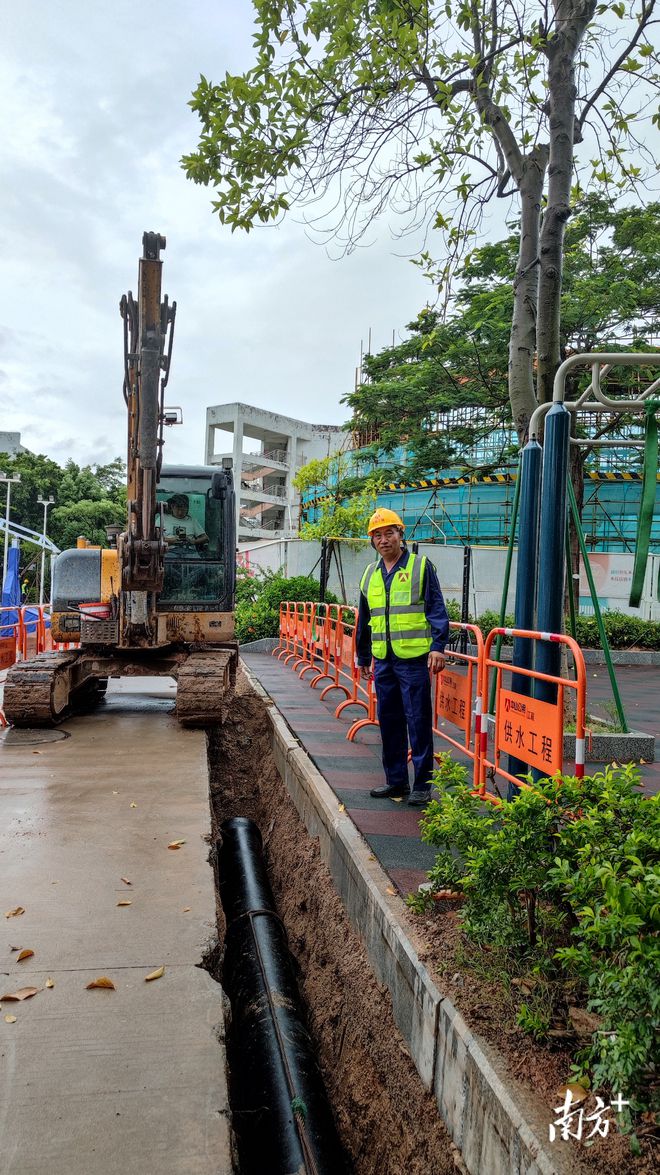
top-left (408, 789), bottom-right (432, 807)
top-left (369, 784), bottom-right (411, 799)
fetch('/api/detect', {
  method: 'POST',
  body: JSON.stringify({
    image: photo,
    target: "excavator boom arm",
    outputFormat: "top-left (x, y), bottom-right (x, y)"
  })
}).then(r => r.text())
top-left (119, 232), bottom-right (176, 593)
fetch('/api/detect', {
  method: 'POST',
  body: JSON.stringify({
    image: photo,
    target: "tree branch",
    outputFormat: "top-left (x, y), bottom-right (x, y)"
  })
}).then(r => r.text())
top-left (578, 0), bottom-right (657, 132)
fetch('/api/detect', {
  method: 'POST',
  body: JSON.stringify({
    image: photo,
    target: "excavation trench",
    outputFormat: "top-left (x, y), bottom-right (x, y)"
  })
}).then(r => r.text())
top-left (207, 668), bottom-right (456, 1175)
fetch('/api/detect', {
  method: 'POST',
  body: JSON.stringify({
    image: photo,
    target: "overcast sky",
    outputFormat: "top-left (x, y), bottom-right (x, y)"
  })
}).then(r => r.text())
top-left (0, 0), bottom-right (449, 469)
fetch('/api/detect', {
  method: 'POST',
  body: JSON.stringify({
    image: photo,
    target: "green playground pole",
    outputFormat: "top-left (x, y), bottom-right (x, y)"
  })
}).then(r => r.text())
top-left (567, 478), bottom-right (628, 733)
top-left (565, 520), bottom-right (578, 679)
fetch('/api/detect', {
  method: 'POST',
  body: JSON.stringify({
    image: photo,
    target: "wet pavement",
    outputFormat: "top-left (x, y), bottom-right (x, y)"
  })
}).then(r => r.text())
top-left (241, 652), bottom-right (660, 900)
top-left (0, 679), bottom-right (232, 1175)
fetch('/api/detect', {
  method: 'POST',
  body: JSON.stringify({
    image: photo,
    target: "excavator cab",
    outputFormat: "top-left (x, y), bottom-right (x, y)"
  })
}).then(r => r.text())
top-left (157, 465), bottom-right (235, 611)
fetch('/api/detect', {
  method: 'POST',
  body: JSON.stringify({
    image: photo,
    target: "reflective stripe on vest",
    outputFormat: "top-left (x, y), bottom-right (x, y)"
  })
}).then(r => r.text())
top-left (360, 552), bottom-right (432, 660)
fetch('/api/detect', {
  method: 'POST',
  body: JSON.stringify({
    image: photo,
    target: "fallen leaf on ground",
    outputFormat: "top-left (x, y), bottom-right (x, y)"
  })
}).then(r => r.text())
top-left (392, 797), bottom-right (404, 803)
top-left (120, 877), bottom-right (132, 886)
top-left (338, 803), bottom-right (346, 812)
top-left (116, 900), bottom-right (132, 907)
top-left (144, 966), bottom-right (164, 982)
top-left (167, 840), bottom-right (185, 850)
top-left (4, 1014), bottom-right (17, 1023)
top-left (182, 907), bottom-right (191, 913)
top-left (4, 907), bottom-right (25, 919)
top-left (31, 750), bottom-right (41, 755)
top-left (45, 978), bottom-right (54, 988)
top-left (386, 887), bottom-right (397, 896)
top-left (112, 790), bottom-right (119, 795)
top-left (16, 949), bottom-right (34, 962)
top-left (1, 987), bottom-right (39, 1001)
top-left (86, 977), bottom-right (116, 990)
top-left (9, 945), bottom-right (21, 952)
top-left (130, 802), bottom-right (137, 809)
top-left (557, 1083), bottom-right (589, 1104)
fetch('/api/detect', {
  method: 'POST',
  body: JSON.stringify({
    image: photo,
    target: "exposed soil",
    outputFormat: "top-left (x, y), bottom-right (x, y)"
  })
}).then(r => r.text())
top-left (410, 910), bottom-right (658, 1174)
top-left (208, 672), bottom-right (456, 1175)
top-left (207, 669), bottom-right (656, 1175)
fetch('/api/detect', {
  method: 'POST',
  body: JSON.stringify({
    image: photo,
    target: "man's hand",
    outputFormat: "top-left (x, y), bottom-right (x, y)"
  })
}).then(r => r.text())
top-left (360, 664), bottom-right (374, 681)
top-left (428, 651), bottom-right (445, 675)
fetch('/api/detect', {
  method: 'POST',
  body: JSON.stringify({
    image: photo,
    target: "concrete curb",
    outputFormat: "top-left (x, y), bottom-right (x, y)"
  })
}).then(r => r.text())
top-left (564, 728), bottom-right (655, 763)
top-left (486, 645), bottom-right (660, 666)
top-left (240, 658), bottom-right (571, 1175)
top-left (239, 637), bottom-right (280, 654)
top-left (240, 636), bottom-right (660, 666)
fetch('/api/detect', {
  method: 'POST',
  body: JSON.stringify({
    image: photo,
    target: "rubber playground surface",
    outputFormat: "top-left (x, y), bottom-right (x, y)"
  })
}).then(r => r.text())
top-left (241, 651), bottom-right (660, 898)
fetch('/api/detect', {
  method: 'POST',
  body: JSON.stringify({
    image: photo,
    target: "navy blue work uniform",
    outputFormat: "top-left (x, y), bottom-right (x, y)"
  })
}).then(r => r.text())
top-left (356, 549), bottom-right (449, 794)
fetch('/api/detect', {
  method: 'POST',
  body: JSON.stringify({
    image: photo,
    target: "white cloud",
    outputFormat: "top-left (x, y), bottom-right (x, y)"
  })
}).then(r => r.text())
top-left (0, 0), bottom-right (430, 470)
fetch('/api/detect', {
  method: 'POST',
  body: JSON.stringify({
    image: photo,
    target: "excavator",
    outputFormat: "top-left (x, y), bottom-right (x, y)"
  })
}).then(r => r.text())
top-left (4, 233), bottom-right (238, 727)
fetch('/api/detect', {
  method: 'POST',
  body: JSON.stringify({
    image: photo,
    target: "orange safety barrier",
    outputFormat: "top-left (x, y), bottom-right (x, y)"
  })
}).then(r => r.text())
top-left (273, 602), bottom-right (294, 660)
top-left (270, 606), bottom-right (590, 801)
top-left (272, 601), bottom-right (373, 729)
top-left (306, 603), bottom-right (339, 688)
top-left (0, 605), bottom-right (80, 662)
top-left (0, 606), bottom-right (25, 668)
top-left (281, 602), bottom-right (308, 668)
top-left (431, 622), bottom-right (484, 790)
top-left (294, 603), bottom-right (326, 680)
top-left (331, 607), bottom-right (372, 727)
top-left (479, 627), bottom-right (587, 801)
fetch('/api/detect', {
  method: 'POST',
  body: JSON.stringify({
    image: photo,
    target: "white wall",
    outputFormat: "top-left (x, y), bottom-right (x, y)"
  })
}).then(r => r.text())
top-left (238, 539), bottom-right (518, 615)
top-left (238, 539), bottom-right (660, 619)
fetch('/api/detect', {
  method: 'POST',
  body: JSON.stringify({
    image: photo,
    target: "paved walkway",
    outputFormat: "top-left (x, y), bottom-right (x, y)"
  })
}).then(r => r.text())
top-left (242, 652), bottom-right (660, 900)
top-left (0, 680), bottom-right (232, 1175)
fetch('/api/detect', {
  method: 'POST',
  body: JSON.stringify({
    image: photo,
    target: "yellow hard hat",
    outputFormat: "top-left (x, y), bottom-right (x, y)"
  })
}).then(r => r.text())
top-left (367, 508), bottom-right (405, 534)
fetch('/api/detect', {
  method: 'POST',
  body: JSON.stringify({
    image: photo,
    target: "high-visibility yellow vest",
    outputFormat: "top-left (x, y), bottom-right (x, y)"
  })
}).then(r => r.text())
top-left (360, 552), bottom-right (432, 660)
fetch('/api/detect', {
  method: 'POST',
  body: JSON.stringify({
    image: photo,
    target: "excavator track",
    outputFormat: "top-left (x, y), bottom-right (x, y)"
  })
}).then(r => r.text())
top-left (3, 652), bottom-right (84, 727)
top-left (175, 649), bottom-right (237, 726)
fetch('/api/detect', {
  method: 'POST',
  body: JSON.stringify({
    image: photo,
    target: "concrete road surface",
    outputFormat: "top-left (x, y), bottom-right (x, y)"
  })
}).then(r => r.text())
top-left (0, 679), bottom-right (233, 1175)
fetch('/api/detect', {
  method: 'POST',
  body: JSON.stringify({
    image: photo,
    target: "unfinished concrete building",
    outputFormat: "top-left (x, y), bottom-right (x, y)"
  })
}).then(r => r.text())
top-left (205, 403), bottom-right (345, 542)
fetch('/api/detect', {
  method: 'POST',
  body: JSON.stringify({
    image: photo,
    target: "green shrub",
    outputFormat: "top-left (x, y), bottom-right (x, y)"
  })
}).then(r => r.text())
top-left (474, 609), bottom-right (516, 643)
top-left (235, 569), bottom-right (337, 643)
top-left (473, 608), bottom-right (660, 650)
top-left (417, 754), bottom-right (660, 1114)
top-left (445, 598), bottom-right (462, 622)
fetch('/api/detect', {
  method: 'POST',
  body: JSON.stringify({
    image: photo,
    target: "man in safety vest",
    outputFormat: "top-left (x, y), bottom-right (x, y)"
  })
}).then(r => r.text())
top-left (357, 509), bottom-right (449, 805)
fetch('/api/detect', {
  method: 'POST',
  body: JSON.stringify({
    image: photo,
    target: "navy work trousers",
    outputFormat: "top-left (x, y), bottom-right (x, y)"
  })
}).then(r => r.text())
top-left (373, 655), bottom-right (434, 793)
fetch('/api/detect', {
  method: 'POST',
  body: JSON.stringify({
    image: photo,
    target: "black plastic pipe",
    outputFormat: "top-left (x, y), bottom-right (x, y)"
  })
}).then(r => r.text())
top-left (216, 817), bottom-right (348, 1175)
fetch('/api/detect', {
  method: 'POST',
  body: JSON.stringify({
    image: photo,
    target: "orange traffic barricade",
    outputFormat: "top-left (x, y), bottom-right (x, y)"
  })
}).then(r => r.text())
top-left (479, 627), bottom-right (587, 801)
top-left (0, 606), bottom-right (25, 666)
top-left (431, 621), bottom-right (484, 790)
top-left (273, 602), bottom-right (293, 660)
top-left (282, 602), bottom-right (307, 667)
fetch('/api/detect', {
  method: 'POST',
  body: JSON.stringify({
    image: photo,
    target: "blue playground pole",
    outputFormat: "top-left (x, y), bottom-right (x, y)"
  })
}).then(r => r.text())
top-left (535, 403), bottom-right (571, 702)
top-left (508, 439), bottom-right (542, 792)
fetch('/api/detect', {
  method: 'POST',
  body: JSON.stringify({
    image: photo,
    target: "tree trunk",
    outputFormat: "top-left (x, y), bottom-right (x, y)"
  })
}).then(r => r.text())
top-left (537, 0), bottom-right (597, 405)
top-left (508, 145), bottom-right (549, 443)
